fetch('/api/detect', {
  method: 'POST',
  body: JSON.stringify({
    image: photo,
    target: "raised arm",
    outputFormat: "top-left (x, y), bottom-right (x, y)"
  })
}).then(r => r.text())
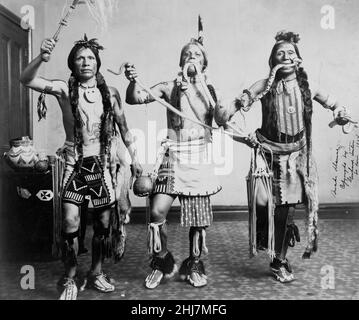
top-left (311, 83), bottom-right (350, 125)
top-left (111, 87), bottom-right (143, 177)
top-left (124, 63), bottom-right (169, 105)
top-left (20, 38), bottom-right (67, 98)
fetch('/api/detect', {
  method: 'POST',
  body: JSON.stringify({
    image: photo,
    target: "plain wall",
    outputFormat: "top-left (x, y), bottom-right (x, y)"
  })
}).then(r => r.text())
top-left (3, 0), bottom-right (359, 206)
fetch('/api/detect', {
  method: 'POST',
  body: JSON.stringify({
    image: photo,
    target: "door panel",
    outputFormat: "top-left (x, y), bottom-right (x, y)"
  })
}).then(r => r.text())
top-left (0, 9), bottom-right (30, 146)
top-left (0, 4), bottom-right (31, 259)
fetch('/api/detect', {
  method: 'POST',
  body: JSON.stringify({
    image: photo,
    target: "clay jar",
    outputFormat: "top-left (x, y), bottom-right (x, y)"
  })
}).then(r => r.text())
top-left (4, 136), bottom-right (38, 170)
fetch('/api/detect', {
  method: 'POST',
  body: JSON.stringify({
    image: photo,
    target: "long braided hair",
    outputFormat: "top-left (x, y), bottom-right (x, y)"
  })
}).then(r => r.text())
top-left (67, 35), bottom-right (115, 171)
top-left (261, 31), bottom-right (313, 175)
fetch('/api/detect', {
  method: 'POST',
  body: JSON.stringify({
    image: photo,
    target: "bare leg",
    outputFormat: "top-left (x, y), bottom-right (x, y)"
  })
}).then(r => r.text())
top-left (62, 202), bottom-right (80, 278)
top-left (91, 207), bottom-right (111, 275)
top-left (145, 193), bottom-right (176, 289)
top-left (58, 202), bottom-right (81, 300)
top-left (87, 206), bottom-right (115, 293)
top-left (149, 193), bottom-right (176, 256)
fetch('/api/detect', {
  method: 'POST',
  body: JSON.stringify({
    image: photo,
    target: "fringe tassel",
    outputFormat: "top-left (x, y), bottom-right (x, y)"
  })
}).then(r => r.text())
top-left (264, 176), bottom-right (275, 262)
top-left (193, 231), bottom-right (200, 256)
top-left (247, 147), bottom-right (275, 261)
top-left (111, 204), bottom-right (127, 263)
top-left (302, 179), bottom-right (319, 259)
top-left (247, 148), bottom-right (257, 258)
top-left (147, 220), bottom-right (165, 255)
top-left (192, 228), bottom-right (208, 256)
top-left (297, 151), bottom-right (319, 259)
top-left (37, 91), bottom-right (48, 121)
top-left (201, 229), bottom-right (208, 255)
top-left (111, 224), bottom-right (126, 263)
top-left (180, 196), bottom-right (212, 227)
top-left (102, 235), bottom-right (112, 260)
top-left (52, 155), bottom-right (65, 259)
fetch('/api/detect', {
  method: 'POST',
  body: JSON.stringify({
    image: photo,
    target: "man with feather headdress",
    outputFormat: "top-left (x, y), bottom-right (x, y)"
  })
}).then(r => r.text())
top-left (124, 17), bottom-right (223, 289)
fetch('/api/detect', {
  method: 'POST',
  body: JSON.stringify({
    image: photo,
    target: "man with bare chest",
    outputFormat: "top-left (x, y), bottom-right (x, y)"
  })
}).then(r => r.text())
top-left (20, 36), bottom-right (142, 299)
top-left (125, 34), bottom-right (222, 289)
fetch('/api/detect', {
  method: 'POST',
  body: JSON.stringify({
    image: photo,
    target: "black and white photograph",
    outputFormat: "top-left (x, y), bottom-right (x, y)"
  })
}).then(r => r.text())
top-left (0, 0), bottom-right (358, 306)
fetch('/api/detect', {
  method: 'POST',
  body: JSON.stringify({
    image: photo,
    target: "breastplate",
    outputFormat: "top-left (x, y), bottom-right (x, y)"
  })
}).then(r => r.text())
top-left (78, 87), bottom-right (103, 134)
top-left (274, 79), bottom-right (304, 137)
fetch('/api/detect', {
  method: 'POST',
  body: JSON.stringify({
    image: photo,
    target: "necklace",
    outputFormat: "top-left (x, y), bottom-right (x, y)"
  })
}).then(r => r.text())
top-left (79, 83), bottom-right (100, 103)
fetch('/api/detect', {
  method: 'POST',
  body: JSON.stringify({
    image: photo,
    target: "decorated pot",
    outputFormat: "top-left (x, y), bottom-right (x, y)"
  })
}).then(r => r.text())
top-left (4, 136), bottom-right (38, 170)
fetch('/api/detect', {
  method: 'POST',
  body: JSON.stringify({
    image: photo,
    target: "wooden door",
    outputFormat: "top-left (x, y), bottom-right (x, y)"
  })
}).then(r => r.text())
top-left (0, 4), bottom-right (31, 259)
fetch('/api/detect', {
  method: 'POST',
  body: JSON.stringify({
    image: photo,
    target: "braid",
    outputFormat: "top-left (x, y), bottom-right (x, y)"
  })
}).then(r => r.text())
top-left (207, 84), bottom-right (217, 103)
top-left (296, 66), bottom-right (313, 175)
top-left (96, 72), bottom-right (114, 166)
top-left (260, 80), bottom-right (280, 141)
top-left (69, 74), bottom-right (84, 171)
top-left (169, 80), bottom-right (184, 130)
top-left (206, 84), bottom-right (216, 123)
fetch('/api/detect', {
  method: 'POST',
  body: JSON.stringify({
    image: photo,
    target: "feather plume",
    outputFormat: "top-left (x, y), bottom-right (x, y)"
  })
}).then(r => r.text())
top-left (275, 30), bottom-right (300, 44)
top-left (198, 15), bottom-right (204, 44)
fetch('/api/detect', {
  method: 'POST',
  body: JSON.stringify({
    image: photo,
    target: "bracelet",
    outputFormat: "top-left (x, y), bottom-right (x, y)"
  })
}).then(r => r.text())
top-left (241, 89), bottom-right (254, 111)
top-left (242, 89), bottom-right (252, 99)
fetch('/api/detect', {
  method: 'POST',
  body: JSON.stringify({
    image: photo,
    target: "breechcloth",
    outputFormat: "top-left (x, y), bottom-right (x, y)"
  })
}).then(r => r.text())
top-left (257, 130), bottom-right (306, 205)
top-left (62, 156), bottom-right (115, 208)
top-left (153, 138), bottom-right (221, 228)
top-left (254, 130), bottom-right (319, 258)
top-left (266, 152), bottom-right (304, 205)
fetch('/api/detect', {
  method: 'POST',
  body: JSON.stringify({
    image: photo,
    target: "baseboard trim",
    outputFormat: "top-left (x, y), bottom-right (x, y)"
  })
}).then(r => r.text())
top-left (127, 202), bottom-right (359, 224)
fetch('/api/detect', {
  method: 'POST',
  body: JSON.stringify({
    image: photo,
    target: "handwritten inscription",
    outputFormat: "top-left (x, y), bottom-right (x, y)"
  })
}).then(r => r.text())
top-left (331, 134), bottom-right (359, 197)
